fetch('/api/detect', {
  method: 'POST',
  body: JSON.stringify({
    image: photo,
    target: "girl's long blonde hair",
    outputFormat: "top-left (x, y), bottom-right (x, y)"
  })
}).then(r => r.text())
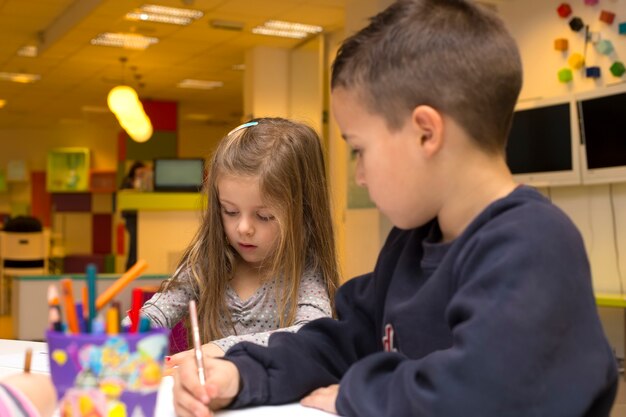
top-left (168, 117), bottom-right (339, 342)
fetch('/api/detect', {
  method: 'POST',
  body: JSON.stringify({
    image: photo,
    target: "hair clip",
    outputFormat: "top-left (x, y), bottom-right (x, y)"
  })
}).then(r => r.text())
top-left (228, 121), bottom-right (259, 136)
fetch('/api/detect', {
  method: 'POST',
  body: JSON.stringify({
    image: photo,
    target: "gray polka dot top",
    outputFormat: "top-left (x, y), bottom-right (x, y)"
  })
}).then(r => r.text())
top-left (130, 267), bottom-right (332, 352)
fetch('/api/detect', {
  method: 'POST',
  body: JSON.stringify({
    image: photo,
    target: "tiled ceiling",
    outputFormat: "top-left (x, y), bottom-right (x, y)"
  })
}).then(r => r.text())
top-left (0, 0), bottom-right (346, 128)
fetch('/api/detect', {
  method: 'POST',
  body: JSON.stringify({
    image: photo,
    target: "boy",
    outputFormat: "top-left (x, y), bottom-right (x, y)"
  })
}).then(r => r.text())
top-left (173, 0), bottom-right (618, 416)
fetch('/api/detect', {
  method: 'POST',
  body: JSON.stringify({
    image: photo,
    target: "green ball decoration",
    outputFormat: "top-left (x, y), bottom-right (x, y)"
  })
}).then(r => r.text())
top-left (610, 61), bottom-right (626, 77)
top-left (558, 68), bottom-right (573, 83)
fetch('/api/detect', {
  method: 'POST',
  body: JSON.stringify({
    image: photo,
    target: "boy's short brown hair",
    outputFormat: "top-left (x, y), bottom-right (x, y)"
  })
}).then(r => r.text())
top-left (331, 0), bottom-right (522, 154)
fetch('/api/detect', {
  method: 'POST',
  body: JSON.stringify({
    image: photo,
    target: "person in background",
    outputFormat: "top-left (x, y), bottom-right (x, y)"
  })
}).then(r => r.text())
top-left (126, 118), bottom-right (340, 363)
top-left (171, 1), bottom-right (618, 416)
top-left (120, 161), bottom-right (145, 270)
top-left (0, 373), bottom-right (56, 417)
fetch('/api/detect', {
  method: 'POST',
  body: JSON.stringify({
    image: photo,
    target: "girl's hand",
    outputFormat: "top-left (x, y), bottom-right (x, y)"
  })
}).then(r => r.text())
top-left (173, 355), bottom-right (240, 417)
top-left (166, 343), bottom-right (225, 370)
top-left (300, 384), bottom-right (339, 414)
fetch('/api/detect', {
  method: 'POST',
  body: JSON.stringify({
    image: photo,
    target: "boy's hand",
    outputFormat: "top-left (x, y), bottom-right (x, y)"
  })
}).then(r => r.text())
top-left (300, 384), bottom-right (339, 414)
top-left (173, 355), bottom-right (240, 417)
top-left (166, 343), bottom-right (225, 372)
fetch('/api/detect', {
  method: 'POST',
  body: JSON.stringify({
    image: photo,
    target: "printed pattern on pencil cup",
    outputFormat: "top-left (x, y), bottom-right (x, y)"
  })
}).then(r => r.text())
top-left (47, 329), bottom-right (169, 417)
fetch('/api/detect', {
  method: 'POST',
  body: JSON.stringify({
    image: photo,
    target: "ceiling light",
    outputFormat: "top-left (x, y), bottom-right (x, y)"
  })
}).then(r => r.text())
top-left (91, 33), bottom-right (159, 50)
top-left (126, 12), bottom-right (192, 25)
top-left (107, 85), bottom-right (153, 142)
top-left (252, 20), bottom-right (323, 39)
top-left (264, 20), bottom-right (323, 34)
top-left (140, 4), bottom-right (203, 19)
top-left (0, 72), bottom-right (41, 83)
top-left (125, 4), bottom-right (203, 26)
top-left (252, 27), bottom-right (308, 39)
top-left (0, 100), bottom-right (6, 108)
top-left (177, 79), bottom-right (223, 89)
top-left (17, 45), bottom-right (38, 57)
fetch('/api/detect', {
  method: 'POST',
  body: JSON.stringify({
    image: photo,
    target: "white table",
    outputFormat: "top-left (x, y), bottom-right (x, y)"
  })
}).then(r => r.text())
top-left (0, 339), bottom-right (332, 417)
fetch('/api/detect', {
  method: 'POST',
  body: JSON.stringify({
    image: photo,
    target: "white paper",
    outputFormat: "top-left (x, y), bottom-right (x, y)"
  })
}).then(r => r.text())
top-left (0, 350), bottom-right (49, 373)
top-left (156, 376), bottom-right (334, 417)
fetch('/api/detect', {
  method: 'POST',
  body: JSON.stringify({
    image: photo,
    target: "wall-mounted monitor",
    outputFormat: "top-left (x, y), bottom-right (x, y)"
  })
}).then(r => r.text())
top-left (153, 158), bottom-right (205, 192)
top-left (506, 96), bottom-right (581, 187)
top-left (577, 84), bottom-right (626, 185)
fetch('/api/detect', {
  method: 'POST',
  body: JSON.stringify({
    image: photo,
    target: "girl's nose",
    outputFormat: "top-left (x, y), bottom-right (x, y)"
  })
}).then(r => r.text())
top-left (237, 217), bottom-right (254, 236)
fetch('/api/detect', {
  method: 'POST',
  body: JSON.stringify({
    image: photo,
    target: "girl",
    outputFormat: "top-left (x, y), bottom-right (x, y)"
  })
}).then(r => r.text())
top-left (132, 117), bottom-right (340, 362)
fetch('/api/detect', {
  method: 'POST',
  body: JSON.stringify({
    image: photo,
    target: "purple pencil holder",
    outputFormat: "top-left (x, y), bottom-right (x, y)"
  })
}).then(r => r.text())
top-left (46, 328), bottom-right (169, 417)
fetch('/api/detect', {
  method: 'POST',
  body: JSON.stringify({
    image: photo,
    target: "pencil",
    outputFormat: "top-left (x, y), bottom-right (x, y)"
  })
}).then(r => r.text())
top-left (86, 263), bottom-right (97, 333)
top-left (189, 300), bottom-right (206, 386)
top-left (23, 348), bottom-right (32, 374)
top-left (95, 259), bottom-right (148, 310)
top-left (60, 278), bottom-right (80, 334)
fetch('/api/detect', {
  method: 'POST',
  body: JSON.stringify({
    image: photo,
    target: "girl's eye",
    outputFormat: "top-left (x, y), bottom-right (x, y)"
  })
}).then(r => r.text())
top-left (257, 213), bottom-right (275, 222)
top-left (222, 208), bottom-right (238, 216)
top-left (350, 148), bottom-right (361, 158)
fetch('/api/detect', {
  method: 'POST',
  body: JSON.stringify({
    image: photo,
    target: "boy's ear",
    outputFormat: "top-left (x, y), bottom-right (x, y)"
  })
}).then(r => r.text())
top-left (411, 105), bottom-right (444, 156)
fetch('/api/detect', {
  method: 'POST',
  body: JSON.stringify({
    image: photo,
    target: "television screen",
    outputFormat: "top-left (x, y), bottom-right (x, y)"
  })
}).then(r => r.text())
top-left (577, 86), bottom-right (626, 184)
top-left (153, 158), bottom-right (205, 192)
top-left (505, 98), bottom-right (581, 187)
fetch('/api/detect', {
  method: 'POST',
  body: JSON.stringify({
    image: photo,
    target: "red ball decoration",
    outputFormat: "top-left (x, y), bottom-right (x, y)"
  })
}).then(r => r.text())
top-left (557, 3), bottom-right (572, 18)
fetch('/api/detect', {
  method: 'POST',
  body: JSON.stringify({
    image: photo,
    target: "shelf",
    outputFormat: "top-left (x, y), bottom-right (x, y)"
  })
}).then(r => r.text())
top-left (116, 190), bottom-right (206, 211)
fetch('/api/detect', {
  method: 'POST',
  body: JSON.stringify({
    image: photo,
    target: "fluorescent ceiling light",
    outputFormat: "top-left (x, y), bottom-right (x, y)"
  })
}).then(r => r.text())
top-left (125, 5), bottom-right (203, 26)
top-left (140, 4), bottom-right (203, 19)
top-left (91, 33), bottom-right (159, 50)
top-left (0, 99), bottom-right (6, 108)
top-left (252, 20), bottom-right (323, 39)
top-left (264, 20), bottom-right (322, 34)
top-left (0, 72), bottom-right (41, 83)
top-left (17, 45), bottom-right (38, 57)
top-left (177, 79), bottom-right (223, 89)
top-left (252, 27), bottom-right (307, 39)
top-left (126, 12), bottom-right (192, 25)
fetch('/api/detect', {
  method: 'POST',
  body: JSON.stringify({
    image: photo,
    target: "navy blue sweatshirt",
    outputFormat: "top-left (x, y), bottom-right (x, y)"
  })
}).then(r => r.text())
top-left (225, 186), bottom-right (618, 416)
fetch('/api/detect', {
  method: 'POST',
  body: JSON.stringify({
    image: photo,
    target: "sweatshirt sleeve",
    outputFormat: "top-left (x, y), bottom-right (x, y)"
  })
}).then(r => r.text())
top-left (212, 270), bottom-right (333, 352)
top-left (334, 210), bottom-right (617, 417)
top-left (224, 271), bottom-right (381, 407)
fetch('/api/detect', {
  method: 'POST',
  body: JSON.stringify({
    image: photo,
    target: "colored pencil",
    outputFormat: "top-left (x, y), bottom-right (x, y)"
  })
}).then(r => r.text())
top-left (60, 278), bottom-right (80, 334)
top-left (95, 259), bottom-right (148, 310)
top-left (129, 287), bottom-right (144, 333)
top-left (86, 263), bottom-right (97, 332)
